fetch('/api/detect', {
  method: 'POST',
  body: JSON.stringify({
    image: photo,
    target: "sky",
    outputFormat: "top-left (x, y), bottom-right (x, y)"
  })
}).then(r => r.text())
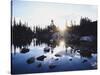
top-left (12, 0), bottom-right (98, 28)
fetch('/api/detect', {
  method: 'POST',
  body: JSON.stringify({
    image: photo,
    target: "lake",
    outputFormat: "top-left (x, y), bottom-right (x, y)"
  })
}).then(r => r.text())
top-left (11, 39), bottom-right (97, 74)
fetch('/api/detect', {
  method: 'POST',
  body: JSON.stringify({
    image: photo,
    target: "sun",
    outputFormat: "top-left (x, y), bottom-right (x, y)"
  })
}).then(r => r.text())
top-left (58, 25), bottom-right (66, 32)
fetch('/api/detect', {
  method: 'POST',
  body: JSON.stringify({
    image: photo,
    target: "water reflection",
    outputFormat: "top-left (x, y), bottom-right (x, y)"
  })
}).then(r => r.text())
top-left (12, 35), bottom-right (97, 59)
top-left (11, 37), bottom-right (97, 74)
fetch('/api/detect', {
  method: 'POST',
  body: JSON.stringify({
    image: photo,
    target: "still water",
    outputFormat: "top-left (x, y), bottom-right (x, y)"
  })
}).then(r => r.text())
top-left (11, 39), bottom-right (97, 74)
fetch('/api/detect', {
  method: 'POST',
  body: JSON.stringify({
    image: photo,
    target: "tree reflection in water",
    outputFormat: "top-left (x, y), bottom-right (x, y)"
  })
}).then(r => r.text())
top-left (11, 19), bottom-right (97, 59)
top-left (12, 29), bottom-right (95, 58)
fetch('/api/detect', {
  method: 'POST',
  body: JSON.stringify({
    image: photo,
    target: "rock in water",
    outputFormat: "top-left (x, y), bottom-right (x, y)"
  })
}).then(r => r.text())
top-left (37, 55), bottom-right (46, 61)
top-left (69, 58), bottom-right (72, 61)
top-left (82, 59), bottom-right (88, 63)
top-left (27, 57), bottom-right (35, 64)
top-left (55, 54), bottom-right (61, 57)
top-left (55, 58), bottom-right (59, 61)
top-left (44, 47), bottom-right (50, 53)
top-left (49, 64), bottom-right (56, 69)
top-left (37, 63), bottom-right (42, 68)
top-left (20, 48), bottom-right (29, 53)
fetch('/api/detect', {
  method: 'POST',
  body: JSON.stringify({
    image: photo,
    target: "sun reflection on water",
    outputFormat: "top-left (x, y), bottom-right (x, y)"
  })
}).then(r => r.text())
top-left (54, 40), bottom-right (66, 54)
top-left (47, 40), bottom-right (66, 59)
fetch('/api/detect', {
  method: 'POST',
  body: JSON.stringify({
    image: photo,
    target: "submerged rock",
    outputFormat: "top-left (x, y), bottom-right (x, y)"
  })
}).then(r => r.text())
top-left (37, 55), bottom-right (46, 61)
top-left (20, 48), bottom-right (29, 53)
top-left (69, 58), bottom-right (72, 61)
top-left (27, 57), bottom-right (35, 64)
top-left (37, 63), bottom-right (42, 68)
top-left (55, 58), bottom-right (59, 61)
top-left (82, 59), bottom-right (88, 63)
top-left (49, 64), bottom-right (56, 69)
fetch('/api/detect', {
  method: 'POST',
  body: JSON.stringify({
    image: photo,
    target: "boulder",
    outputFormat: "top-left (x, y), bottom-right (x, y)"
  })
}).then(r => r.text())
top-left (37, 55), bottom-right (46, 61)
top-left (20, 48), bottom-right (29, 53)
top-left (44, 47), bottom-right (50, 53)
top-left (27, 57), bottom-right (35, 64)
top-left (55, 54), bottom-right (62, 57)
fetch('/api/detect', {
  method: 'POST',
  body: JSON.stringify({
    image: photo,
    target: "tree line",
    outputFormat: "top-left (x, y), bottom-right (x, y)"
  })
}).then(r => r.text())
top-left (11, 17), bottom-right (97, 50)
